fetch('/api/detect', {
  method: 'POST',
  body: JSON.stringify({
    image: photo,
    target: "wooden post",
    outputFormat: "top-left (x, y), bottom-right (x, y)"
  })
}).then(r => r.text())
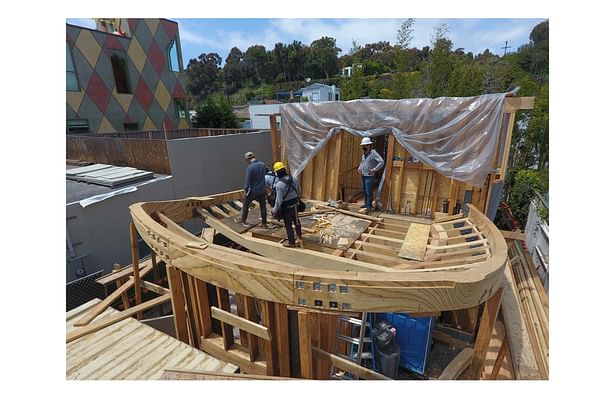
top-left (270, 114), bottom-right (279, 163)
top-left (430, 173), bottom-right (439, 218)
top-left (381, 134), bottom-right (396, 211)
top-left (183, 274), bottom-right (202, 347)
top-left (244, 296), bottom-right (260, 362)
top-left (298, 310), bottom-right (313, 379)
top-left (166, 265), bottom-right (190, 344)
top-left (216, 287), bottom-right (235, 351)
top-left (236, 293), bottom-right (249, 347)
top-left (489, 330), bottom-right (510, 380)
top-left (468, 287), bottom-right (504, 379)
top-left (113, 263), bottom-right (130, 311)
top-left (395, 148), bottom-right (407, 213)
top-left (274, 302), bottom-right (290, 377)
top-left (129, 222), bottom-right (142, 319)
top-left (331, 134), bottom-right (343, 201)
top-left (448, 179), bottom-right (460, 215)
top-left (194, 279), bottom-right (212, 338)
top-left (498, 111), bottom-right (517, 181)
top-left (262, 300), bottom-right (278, 376)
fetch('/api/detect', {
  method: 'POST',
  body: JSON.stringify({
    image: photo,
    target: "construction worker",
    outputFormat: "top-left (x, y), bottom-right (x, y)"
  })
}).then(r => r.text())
top-left (271, 162), bottom-right (302, 247)
top-left (357, 137), bottom-right (384, 213)
top-left (235, 152), bottom-right (268, 228)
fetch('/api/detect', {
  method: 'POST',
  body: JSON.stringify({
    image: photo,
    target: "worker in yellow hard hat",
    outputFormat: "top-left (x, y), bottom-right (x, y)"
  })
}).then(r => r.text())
top-left (357, 137), bottom-right (384, 213)
top-left (271, 162), bottom-right (303, 247)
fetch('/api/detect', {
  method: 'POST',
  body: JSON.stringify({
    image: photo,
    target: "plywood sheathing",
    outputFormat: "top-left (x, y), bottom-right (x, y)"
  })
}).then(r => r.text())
top-left (66, 299), bottom-right (238, 380)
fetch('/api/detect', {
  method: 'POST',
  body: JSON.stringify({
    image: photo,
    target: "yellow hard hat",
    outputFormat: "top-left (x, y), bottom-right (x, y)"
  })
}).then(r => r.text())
top-left (273, 161), bottom-right (286, 172)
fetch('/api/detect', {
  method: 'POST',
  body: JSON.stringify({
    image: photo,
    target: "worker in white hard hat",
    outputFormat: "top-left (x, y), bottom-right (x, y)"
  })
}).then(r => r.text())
top-left (357, 137), bottom-right (384, 213)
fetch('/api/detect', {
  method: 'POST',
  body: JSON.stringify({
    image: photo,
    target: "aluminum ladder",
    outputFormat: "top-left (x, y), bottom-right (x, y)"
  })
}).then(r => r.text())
top-left (330, 312), bottom-right (376, 379)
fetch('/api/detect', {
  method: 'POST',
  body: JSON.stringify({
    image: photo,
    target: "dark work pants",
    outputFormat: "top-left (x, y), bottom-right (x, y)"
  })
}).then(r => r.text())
top-left (362, 175), bottom-right (375, 210)
top-left (281, 201), bottom-right (302, 244)
top-left (241, 191), bottom-right (267, 224)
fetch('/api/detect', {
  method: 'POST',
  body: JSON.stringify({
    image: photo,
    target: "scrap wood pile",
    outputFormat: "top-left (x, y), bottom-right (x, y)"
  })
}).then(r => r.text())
top-left (507, 239), bottom-right (549, 379)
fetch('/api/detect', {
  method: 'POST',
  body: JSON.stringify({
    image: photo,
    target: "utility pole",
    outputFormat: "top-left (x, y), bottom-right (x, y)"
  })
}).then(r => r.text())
top-left (501, 40), bottom-right (511, 56)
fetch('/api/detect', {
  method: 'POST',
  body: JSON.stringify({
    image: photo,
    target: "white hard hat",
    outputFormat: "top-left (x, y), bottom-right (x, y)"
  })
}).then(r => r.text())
top-left (360, 137), bottom-right (373, 146)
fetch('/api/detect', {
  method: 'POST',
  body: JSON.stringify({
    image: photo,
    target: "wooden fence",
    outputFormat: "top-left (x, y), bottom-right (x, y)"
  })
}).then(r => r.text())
top-left (73, 128), bottom-right (261, 140)
top-left (66, 128), bottom-right (262, 175)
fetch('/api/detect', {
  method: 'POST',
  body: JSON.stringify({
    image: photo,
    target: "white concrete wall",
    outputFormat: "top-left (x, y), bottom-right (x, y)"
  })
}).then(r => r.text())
top-left (66, 131), bottom-right (272, 282)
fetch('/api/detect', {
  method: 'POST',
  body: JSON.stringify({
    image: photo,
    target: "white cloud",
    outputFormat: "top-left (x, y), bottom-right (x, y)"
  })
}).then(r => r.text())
top-left (66, 18), bottom-right (96, 29)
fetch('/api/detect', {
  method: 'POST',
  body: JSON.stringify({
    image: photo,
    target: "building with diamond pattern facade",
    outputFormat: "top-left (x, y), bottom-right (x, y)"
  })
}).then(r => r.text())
top-left (66, 18), bottom-right (190, 133)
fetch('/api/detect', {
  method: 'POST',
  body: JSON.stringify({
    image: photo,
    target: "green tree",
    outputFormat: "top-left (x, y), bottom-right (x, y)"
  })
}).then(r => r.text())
top-left (244, 45), bottom-right (267, 84)
top-left (308, 37), bottom-right (341, 79)
top-left (340, 67), bottom-right (368, 100)
top-left (223, 47), bottom-right (245, 95)
top-left (396, 18), bottom-right (415, 50)
top-left (186, 52), bottom-right (222, 103)
top-left (287, 40), bottom-right (309, 82)
top-left (192, 95), bottom-right (239, 128)
top-left (508, 169), bottom-right (547, 227)
top-left (425, 24), bottom-right (453, 97)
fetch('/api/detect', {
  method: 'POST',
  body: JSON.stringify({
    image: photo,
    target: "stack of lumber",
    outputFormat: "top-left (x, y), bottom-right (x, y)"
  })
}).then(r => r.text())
top-left (508, 240), bottom-right (549, 378)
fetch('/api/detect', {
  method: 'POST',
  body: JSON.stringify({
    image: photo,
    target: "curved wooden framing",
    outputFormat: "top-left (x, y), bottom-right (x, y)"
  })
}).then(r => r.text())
top-left (129, 190), bottom-right (507, 312)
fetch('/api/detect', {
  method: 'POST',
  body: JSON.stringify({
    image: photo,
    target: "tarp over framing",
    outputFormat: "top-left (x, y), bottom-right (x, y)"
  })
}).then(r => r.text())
top-left (280, 93), bottom-right (506, 186)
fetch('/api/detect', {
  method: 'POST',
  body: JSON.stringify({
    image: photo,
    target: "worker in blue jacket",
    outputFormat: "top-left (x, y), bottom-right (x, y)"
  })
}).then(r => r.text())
top-left (235, 151), bottom-right (268, 228)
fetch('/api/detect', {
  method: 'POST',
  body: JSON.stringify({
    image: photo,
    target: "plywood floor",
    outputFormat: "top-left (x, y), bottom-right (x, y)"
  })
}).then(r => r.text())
top-left (66, 299), bottom-right (239, 380)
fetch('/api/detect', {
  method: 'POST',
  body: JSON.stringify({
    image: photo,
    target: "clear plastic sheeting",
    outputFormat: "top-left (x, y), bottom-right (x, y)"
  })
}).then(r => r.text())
top-left (280, 93), bottom-right (507, 186)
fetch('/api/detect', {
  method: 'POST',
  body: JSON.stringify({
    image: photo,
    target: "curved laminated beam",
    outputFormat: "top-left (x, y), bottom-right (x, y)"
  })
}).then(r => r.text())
top-left (129, 192), bottom-right (507, 312)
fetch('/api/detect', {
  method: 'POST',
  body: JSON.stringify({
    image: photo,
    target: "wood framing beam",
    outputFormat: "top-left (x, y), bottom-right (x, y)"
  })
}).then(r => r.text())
top-left (167, 265), bottom-right (190, 344)
top-left (200, 335), bottom-right (268, 375)
top-left (73, 264), bottom-right (153, 326)
top-left (270, 114), bottom-right (280, 163)
top-left (298, 310), bottom-right (313, 379)
top-left (381, 134), bottom-right (396, 211)
top-left (312, 347), bottom-right (390, 380)
top-left (194, 279), bottom-right (213, 337)
top-left (499, 111), bottom-right (517, 180)
top-left (129, 222), bottom-right (143, 319)
top-left (66, 294), bottom-right (170, 343)
top-left (468, 287), bottom-right (504, 379)
top-left (160, 368), bottom-right (293, 380)
top-left (216, 287), bottom-right (235, 350)
top-left (274, 303), bottom-right (291, 377)
top-left (244, 296), bottom-right (260, 362)
top-left (113, 263), bottom-right (130, 311)
top-left (96, 260), bottom-right (150, 285)
top-left (503, 96), bottom-right (535, 112)
top-left (261, 300), bottom-right (278, 376)
top-left (489, 331), bottom-right (511, 380)
top-left (211, 306), bottom-right (271, 341)
top-left (439, 347), bottom-right (473, 380)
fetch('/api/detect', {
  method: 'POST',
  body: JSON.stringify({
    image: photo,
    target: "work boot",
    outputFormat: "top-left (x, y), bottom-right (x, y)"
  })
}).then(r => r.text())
top-left (234, 218), bottom-right (250, 227)
top-left (283, 241), bottom-right (296, 248)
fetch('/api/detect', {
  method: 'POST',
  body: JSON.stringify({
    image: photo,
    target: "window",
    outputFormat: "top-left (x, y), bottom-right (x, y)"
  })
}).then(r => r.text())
top-left (67, 119), bottom-right (90, 134)
top-left (174, 98), bottom-right (186, 119)
top-left (110, 51), bottom-right (131, 94)
top-left (328, 92), bottom-right (332, 101)
top-left (66, 43), bottom-right (79, 91)
top-left (123, 122), bottom-right (139, 131)
top-left (168, 39), bottom-right (181, 72)
top-left (311, 92), bottom-right (320, 102)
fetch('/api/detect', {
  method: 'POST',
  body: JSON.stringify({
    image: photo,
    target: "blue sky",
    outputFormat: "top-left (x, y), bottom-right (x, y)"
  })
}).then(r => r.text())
top-left (67, 18), bottom-right (545, 67)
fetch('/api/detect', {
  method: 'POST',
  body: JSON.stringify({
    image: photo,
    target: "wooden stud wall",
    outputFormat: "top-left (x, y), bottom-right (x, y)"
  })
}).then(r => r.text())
top-left (298, 133), bottom-right (361, 202)
top-left (283, 97), bottom-right (533, 216)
